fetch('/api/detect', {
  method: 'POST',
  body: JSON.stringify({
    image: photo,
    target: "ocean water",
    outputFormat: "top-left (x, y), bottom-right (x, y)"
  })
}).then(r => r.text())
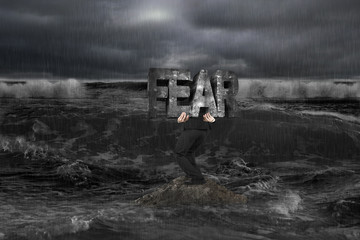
top-left (0, 78), bottom-right (359, 240)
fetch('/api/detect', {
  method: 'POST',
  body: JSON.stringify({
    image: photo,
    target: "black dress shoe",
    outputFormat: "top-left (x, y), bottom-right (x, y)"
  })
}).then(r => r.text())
top-left (184, 178), bottom-right (206, 185)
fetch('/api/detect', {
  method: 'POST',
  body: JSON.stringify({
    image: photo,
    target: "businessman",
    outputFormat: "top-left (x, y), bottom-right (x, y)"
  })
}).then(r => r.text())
top-left (175, 108), bottom-right (216, 185)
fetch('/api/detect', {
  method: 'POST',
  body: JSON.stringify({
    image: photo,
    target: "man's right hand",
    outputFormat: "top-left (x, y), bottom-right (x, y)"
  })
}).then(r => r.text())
top-left (177, 112), bottom-right (189, 123)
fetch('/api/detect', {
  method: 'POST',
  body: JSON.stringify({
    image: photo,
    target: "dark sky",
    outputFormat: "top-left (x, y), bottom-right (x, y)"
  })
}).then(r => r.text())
top-left (0, 0), bottom-right (359, 79)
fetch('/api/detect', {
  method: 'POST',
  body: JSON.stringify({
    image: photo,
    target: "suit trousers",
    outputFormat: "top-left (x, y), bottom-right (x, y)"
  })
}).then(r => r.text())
top-left (174, 129), bottom-right (209, 180)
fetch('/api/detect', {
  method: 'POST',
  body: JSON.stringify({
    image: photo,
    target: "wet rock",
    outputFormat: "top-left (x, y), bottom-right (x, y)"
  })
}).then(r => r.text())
top-left (134, 176), bottom-right (247, 207)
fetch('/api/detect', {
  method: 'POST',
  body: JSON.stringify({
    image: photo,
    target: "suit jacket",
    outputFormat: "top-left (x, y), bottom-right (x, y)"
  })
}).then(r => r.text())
top-left (179, 106), bottom-right (214, 130)
top-left (180, 116), bottom-right (212, 131)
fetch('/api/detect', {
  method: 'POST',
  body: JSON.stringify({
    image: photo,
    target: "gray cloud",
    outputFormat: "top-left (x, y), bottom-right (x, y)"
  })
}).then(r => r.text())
top-left (0, 0), bottom-right (359, 79)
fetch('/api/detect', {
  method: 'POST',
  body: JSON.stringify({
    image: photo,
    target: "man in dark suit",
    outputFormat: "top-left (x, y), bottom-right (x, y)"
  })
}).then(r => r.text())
top-left (175, 108), bottom-right (216, 185)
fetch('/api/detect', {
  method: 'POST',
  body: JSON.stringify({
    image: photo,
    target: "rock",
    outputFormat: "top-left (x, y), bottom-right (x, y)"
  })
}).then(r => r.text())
top-left (134, 176), bottom-right (247, 207)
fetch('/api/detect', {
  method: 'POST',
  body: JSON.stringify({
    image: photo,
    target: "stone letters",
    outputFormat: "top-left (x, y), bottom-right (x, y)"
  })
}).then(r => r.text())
top-left (148, 68), bottom-right (238, 118)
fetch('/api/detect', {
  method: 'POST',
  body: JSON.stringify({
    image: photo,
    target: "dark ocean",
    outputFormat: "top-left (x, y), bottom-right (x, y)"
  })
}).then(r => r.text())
top-left (0, 78), bottom-right (359, 240)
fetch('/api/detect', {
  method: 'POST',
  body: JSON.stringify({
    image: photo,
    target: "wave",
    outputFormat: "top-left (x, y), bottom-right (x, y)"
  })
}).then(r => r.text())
top-left (0, 78), bottom-right (85, 98)
top-left (3, 215), bottom-right (93, 240)
top-left (2, 203), bottom-right (159, 240)
top-left (236, 79), bottom-right (360, 100)
top-left (299, 111), bottom-right (360, 124)
top-left (85, 81), bottom-right (147, 91)
top-left (0, 133), bottom-right (148, 188)
top-left (281, 167), bottom-right (356, 187)
top-left (328, 197), bottom-right (360, 226)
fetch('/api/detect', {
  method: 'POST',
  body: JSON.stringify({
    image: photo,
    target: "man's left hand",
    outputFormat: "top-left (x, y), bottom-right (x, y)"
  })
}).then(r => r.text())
top-left (203, 112), bottom-right (215, 123)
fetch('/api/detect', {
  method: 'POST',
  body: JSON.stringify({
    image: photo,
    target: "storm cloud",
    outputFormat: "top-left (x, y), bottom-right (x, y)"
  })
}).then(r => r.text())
top-left (0, 0), bottom-right (359, 79)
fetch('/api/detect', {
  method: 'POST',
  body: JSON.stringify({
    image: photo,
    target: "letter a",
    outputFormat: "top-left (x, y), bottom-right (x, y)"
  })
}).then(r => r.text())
top-left (189, 69), bottom-right (218, 117)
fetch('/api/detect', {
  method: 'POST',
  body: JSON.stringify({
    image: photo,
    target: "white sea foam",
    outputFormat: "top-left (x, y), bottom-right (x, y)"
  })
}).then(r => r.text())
top-left (70, 216), bottom-right (92, 233)
top-left (29, 216), bottom-right (93, 239)
top-left (236, 79), bottom-right (360, 99)
top-left (0, 78), bottom-right (85, 98)
top-left (97, 204), bottom-right (159, 223)
top-left (270, 191), bottom-right (302, 216)
top-left (0, 134), bottom-right (51, 158)
top-left (249, 176), bottom-right (279, 191)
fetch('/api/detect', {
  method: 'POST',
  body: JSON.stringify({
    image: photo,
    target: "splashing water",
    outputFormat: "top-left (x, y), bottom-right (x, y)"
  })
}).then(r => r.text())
top-left (236, 79), bottom-right (360, 99)
top-left (0, 135), bottom-right (51, 158)
top-left (270, 191), bottom-right (303, 216)
top-left (0, 78), bottom-right (85, 98)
